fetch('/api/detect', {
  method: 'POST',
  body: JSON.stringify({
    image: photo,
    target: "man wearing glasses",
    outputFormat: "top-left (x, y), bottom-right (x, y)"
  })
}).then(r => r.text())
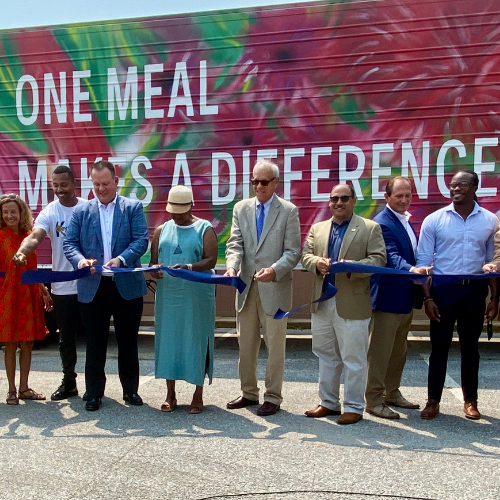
top-left (417, 169), bottom-right (498, 420)
top-left (302, 183), bottom-right (386, 425)
top-left (225, 159), bottom-right (301, 416)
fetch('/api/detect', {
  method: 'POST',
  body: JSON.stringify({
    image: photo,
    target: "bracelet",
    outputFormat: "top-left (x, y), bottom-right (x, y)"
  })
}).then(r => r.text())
top-left (423, 297), bottom-right (434, 304)
top-left (186, 263), bottom-right (193, 271)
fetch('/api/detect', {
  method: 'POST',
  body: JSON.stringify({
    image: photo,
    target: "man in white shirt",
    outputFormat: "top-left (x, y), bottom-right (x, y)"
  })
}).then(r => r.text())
top-left (14, 165), bottom-right (86, 401)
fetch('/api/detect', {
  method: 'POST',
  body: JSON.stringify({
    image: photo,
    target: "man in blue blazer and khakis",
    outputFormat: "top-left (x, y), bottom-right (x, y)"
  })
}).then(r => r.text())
top-left (64, 161), bottom-right (149, 411)
top-left (366, 176), bottom-right (427, 419)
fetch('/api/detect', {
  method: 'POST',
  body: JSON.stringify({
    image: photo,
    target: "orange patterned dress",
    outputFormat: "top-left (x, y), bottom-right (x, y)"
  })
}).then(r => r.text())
top-left (0, 227), bottom-right (47, 342)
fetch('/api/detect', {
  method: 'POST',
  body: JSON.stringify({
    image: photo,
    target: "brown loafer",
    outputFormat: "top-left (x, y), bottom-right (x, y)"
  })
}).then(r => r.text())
top-left (420, 400), bottom-right (439, 420)
top-left (305, 405), bottom-right (341, 418)
top-left (337, 412), bottom-right (363, 425)
top-left (256, 401), bottom-right (280, 416)
top-left (464, 400), bottom-right (481, 420)
top-left (226, 396), bottom-right (259, 410)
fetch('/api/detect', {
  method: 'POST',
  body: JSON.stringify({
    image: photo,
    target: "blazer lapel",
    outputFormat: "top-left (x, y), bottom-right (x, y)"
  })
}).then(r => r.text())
top-left (243, 201), bottom-right (258, 249)
top-left (257, 196), bottom-right (279, 251)
top-left (111, 196), bottom-right (124, 252)
top-left (385, 208), bottom-right (413, 248)
top-left (339, 216), bottom-right (360, 260)
top-left (318, 219), bottom-right (333, 258)
top-left (89, 199), bottom-right (103, 249)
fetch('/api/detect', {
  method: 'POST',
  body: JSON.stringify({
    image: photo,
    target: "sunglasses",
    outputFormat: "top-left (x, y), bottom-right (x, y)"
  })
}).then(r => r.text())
top-left (330, 195), bottom-right (353, 203)
top-left (250, 177), bottom-right (276, 187)
top-left (0, 193), bottom-right (20, 200)
top-left (448, 181), bottom-right (472, 190)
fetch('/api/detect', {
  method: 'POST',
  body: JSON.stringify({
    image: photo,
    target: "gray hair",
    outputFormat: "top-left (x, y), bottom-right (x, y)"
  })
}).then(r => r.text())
top-left (254, 159), bottom-right (279, 178)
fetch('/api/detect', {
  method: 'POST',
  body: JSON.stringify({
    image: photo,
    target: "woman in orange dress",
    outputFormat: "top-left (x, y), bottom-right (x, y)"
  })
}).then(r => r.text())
top-left (0, 194), bottom-right (53, 405)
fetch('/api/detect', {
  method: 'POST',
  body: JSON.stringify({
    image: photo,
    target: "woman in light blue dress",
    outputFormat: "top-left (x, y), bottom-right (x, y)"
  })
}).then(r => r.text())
top-left (150, 185), bottom-right (218, 414)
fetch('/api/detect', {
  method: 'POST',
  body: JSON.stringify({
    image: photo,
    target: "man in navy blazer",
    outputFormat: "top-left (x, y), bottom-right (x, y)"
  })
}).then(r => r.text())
top-left (64, 161), bottom-right (149, 411)
top-left (366, 177), bottom-right (427, 419)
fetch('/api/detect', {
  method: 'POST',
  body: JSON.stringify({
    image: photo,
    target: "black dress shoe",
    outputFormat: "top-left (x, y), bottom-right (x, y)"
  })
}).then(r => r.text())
top-left (123, 393), bottom-right (143, 406)
top-left (257, 401), bottom-right (280, 416)
top-left (85, 397), bottom-right (102, 411)
top-left (226, 396), bottom-right (259, 409)
top-left (51, 383), bottom-right (78, 401)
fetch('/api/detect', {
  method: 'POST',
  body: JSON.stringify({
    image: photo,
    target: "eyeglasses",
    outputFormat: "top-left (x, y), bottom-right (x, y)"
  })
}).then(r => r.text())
top-left (0, 193), bottom-right (20, 200)
top-left (449, 181), bottom-right (472, 190)
top-left (250, 178), bottom-right (276, 187)
top-left (330, 195), bottom-right (353, 203)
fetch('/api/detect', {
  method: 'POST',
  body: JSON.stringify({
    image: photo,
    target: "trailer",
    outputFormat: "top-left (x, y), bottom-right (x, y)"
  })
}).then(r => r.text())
top-left (1, 0), bottom-right (500, 315)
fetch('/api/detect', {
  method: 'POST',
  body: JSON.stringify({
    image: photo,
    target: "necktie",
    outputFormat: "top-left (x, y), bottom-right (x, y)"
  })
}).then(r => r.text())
top-left (256, 204), bottom-right (265, 241)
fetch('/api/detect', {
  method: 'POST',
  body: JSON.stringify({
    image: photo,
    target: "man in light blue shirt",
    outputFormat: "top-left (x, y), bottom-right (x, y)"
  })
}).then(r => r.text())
top-left (416, 170), bottom-right (498, 421)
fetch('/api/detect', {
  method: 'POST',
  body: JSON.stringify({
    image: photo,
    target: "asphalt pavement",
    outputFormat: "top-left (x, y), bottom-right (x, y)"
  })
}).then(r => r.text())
top-left (0, 332), bottom-right (499, 500)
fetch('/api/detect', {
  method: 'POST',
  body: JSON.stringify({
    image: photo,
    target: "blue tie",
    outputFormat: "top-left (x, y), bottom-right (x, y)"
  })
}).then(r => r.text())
top-left (256, 204), bottom-right (265, 241)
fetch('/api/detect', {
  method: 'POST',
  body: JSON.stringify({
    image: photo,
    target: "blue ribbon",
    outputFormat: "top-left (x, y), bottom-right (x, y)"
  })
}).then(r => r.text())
top-left (273, 261), bottom-right (500, 319)
top-left (20, 265), bottom-right (247, 294)
top-left (21, 267), bottom-right (91, 284)
top-left (274, 283), bottom-right (338, 319)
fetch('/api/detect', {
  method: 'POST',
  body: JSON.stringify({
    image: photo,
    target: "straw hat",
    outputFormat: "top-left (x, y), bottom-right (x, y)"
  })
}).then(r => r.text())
top-left (166, 185), bottom-right (193, 214)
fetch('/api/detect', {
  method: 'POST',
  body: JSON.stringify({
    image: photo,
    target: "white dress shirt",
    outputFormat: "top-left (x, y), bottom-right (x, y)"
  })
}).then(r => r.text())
top-left (386, 204), bottom-right (417, 253)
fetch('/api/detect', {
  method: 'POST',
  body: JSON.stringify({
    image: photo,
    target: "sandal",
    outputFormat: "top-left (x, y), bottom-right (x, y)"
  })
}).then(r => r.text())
top-left (161, 399), bottom-right (177, 412)
top-left (6, 391), bottom-right (19, 405)
top-left (18, 388), bottom-right (46, 401)
top-left (188, 403), bottom-right (204, 414)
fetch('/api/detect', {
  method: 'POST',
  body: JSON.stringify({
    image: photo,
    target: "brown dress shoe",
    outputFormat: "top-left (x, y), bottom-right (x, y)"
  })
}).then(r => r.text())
top-left (226, 396), bottom-right (259, 409)
top-left (464, 400), bottom-right (481, 420)
top-left (420, 400), bottom-right (439, 420)
top-left (384, 395), bottom-right (420, 409)
top-left (305, 405), bottom-right (341, 418)
top-left (337, 412), bottom-right (363, 425)
top-left (256, 401), bottom-right (280, 416)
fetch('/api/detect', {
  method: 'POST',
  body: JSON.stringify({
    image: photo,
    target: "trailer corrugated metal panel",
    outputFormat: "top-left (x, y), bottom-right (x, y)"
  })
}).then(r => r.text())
top-left (0, 0), bottom-right (499, 263)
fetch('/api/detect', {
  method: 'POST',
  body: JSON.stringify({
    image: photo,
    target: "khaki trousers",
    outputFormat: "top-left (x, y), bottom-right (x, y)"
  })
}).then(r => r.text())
top-left (236, 281), bottom-right (287, 405)
top-left (365, 309), bottom-right (413, 407)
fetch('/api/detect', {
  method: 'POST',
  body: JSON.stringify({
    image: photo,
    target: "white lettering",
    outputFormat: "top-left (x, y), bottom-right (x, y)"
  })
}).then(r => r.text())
top-left (144, 63), bottom-right (164, 119)
top-left (172, 153), bottom-right (192, 188)
top-left (311, 147), bottom-right (332, 202)
top-left (212, 152), bottom-right (236, 205)
top-left (16, 75), bottom-right (39, 126)
top-left (242, 150), bottom-right (251, 199)
top-left (44, 72), bottom-right (67, 124)
top-left (130, 156), bottom-right (153, 206)
top-left (372, 143), bottom-right (394, 199)
top-left (199, 60), bottom-right (218, 116)
top-left (474, 137), bottom-right (498, 197)
top-left (168, 62), bottom-right (194, 118)
top-left (436, 139), bottom-right (466, 198)
top-left (18, 160), bottom-right (48, 209)
top-left (107, 67), bottom-right (138, 121)
top-left (401, 142), bottom-right (430, 199)
top-left (283, 148), bottom-right (304, 200)
top-left (73, 70), bottom-right (92, 123)
top-left (339, 145), bottom-right (365, 200)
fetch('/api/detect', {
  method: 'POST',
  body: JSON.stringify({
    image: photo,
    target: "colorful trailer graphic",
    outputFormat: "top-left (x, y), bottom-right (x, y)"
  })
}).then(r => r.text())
top-left (1, 0), bottom-right (500, 263)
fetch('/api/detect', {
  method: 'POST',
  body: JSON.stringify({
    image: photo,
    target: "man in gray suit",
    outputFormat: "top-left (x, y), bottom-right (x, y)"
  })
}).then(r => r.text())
top-left (225, 160), bottom-right (301, 416)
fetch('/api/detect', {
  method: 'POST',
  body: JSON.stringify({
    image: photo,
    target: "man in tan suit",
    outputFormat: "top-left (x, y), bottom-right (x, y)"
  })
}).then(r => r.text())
top-left (302, 183), bottom-right (386, 425)
top-left (225, 160), bottom-right (301, 416)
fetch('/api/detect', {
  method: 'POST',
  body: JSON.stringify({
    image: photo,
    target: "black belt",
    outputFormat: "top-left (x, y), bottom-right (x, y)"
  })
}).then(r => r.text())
top-left (101, 275), bottom-right (115, 281)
